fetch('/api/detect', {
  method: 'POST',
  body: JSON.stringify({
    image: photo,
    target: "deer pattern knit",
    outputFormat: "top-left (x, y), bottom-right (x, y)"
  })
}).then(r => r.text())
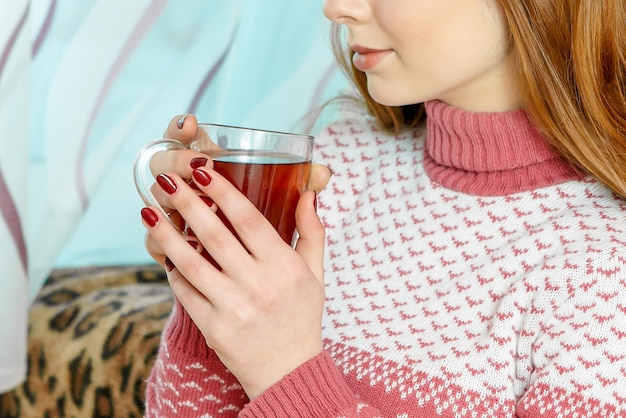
top-left (145, 100), bottom-right (626, 417)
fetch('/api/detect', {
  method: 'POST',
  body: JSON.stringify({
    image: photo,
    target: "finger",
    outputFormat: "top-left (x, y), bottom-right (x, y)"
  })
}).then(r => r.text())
top-left (189, 168), bottom-right (287, 258)
top-left (151, 113), bottom-right (211, 178)
top-left (150, 181), bottom-right (176, 212)
top-left (163, 114), bottom-right (199, 143)
top-left (294, 191), bottom-right (325, 283)
top-left (162, 114), bottom-right (213, 150)
top-left (145, 232), bottom-right (166, 265)
top-left (151, 179), bottom-right (219, 238)
top-left (151, 115), bottom-right (218, 178)
top-left (145, 218), bottom-right (203, 265)
top-left (307, 164), bottom-right (332, 194)
top-left (164, 261), bottom-right (217, 320)
top-left (151, 179), bottom-right (218, 214)
top-left (141, 206), bottom-right (227, 300)
top-left (154, 173), bottom-right (254, 277)
top-left (149, 148), bottom-right (212, 179)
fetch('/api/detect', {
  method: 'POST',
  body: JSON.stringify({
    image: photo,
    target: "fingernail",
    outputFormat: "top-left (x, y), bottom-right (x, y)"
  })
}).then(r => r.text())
top-left (313, 192), bottom-right (318, 213)
top-left (164, 257), bottom-right (175, 272)
top-left (157, 173), bottom-right (177, 194)
top-left (199, 195), bottom-right (214, 207)
top-left (177, 115), bottom-right (188, 129)
top-left (190, 157), bottom-right (208, 169)
top-left (192, 169), bottom-right (212, 187)
top-left (141, 207), bottom-right (159, 227)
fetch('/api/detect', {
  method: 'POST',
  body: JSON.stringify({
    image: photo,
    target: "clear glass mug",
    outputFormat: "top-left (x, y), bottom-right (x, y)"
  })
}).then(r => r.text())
top-left (134, 124), bottom-right (314, 246)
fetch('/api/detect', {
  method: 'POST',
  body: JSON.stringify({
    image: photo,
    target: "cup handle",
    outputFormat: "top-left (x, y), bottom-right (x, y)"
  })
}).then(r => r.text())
top-left (133, 138), bottom-right (188, 218)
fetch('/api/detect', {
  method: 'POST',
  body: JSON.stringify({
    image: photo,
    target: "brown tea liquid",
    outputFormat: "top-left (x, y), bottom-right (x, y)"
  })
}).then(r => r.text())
top-left (212, 152), bottom-right (311, 245)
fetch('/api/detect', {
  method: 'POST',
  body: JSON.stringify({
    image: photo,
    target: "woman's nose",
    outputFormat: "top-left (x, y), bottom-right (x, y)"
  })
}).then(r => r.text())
top-left (323, 0), bottom-right (368, 24)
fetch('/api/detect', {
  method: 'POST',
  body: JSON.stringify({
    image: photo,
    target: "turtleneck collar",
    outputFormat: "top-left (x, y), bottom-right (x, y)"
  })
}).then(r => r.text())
top-left (422, 100), bottom-right (582, 196)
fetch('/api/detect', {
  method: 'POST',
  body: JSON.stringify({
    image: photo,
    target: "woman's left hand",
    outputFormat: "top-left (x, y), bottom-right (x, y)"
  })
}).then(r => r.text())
top-left (140, 168), bottom-right (326, 400)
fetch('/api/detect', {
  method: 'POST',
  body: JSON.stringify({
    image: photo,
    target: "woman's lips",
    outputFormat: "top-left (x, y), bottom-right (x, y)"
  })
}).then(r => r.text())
top-left (351, 46), bottom-right (392, 72)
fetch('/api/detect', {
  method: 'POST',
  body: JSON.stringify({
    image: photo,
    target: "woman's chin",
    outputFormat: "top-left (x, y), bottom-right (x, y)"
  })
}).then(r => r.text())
top-left (367, 82), bottom-right (429, 108)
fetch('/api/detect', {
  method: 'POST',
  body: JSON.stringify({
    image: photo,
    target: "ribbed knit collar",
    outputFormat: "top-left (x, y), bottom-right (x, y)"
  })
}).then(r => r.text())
top-left (422, 100), bottom-right (582, 196)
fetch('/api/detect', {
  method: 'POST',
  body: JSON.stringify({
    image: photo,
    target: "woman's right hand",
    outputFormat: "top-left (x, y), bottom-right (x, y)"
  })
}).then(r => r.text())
top-left (144, 114), bottom-right (333, 267)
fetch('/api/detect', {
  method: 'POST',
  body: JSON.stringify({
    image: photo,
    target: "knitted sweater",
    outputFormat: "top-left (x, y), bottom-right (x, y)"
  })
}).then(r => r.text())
top-left (145, 100), bottom-right (626, 417)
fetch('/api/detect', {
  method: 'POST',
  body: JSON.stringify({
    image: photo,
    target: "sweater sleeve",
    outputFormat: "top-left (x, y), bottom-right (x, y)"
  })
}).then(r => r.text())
top-left (144, 298), bottom-right (248, 417)
top-left (146, 303), bottom-right (382, 417)
top-left (240, 352), bottom-right (382, 417)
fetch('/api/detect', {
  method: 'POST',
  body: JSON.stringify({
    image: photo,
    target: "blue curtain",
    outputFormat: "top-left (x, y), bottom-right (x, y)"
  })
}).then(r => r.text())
top-left (0, 0), bottom-right (347, 392)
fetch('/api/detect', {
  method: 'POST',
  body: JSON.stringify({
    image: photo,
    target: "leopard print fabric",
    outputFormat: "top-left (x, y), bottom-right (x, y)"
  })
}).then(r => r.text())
top-left (0, 265), bottom-right (173, 417)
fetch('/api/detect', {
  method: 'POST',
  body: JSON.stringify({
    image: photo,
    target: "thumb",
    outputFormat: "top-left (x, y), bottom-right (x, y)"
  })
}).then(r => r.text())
top-left (307, 164), bottom-right (332, 194)
top-left (294, 191), bottom-right (325, 283)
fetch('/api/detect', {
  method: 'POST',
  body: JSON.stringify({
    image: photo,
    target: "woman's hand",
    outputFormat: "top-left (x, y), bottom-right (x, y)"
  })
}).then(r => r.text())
top-left (144, 114), bottom-right (332, 268)
top-left (140, 167), bottom-right (326, 399)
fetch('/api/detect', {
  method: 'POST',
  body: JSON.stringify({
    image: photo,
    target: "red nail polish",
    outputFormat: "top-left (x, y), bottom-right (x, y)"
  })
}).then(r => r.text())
top-left (187, 240), bottom-right (199, 249)
top-left (164, 257), bottom-right (175, 272)
top-left (157, 174), bottom-right (177, 194)
top-left (313, 192), bottom-right (318, 213)
top-left (199, 195), bottom-right (214, 207)
top-left (190, 157), bottom-right (208, 169)
top-left (192, 169), bottom-right (212, 187)
top-left (141, 207), bottom-right (159, 227)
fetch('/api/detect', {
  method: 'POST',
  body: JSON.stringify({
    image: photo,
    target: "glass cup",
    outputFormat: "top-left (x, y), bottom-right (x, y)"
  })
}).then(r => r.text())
top-left (133, 124), bottom-right (314, 246)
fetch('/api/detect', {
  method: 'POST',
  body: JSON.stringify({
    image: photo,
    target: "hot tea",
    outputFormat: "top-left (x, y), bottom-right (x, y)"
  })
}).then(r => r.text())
top-left (212, 151), bottom-right (311, 245)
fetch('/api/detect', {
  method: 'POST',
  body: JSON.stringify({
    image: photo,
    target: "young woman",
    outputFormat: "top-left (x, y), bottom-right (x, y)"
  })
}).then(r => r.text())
top-left (140, 0), bottom-right (626, 416)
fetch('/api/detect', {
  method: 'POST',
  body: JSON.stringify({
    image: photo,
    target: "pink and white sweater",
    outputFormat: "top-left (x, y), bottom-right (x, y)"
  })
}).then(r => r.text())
top-left (145, 100), bottom-right (626, 417)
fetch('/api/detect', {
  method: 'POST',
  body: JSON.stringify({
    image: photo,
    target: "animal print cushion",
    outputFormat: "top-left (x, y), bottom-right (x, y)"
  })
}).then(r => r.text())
top-left (0, 265), bottom-right (173, 417)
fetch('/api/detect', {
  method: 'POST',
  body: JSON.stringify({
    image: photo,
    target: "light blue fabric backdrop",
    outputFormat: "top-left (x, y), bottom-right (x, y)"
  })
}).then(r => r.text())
top-left (0, 0), bottom-right (348, 392)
